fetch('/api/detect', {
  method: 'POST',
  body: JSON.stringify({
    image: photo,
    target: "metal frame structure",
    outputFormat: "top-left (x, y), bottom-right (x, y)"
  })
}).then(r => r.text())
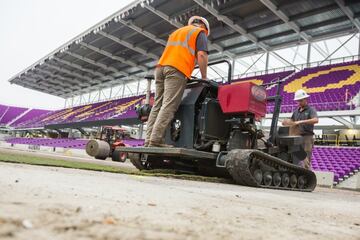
top-left (8, 0), bottom-right (360, 101)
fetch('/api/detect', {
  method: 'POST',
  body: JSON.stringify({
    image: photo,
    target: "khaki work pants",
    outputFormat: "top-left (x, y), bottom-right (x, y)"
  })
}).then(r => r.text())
top-left (302, 135), bottom-right (314, 170)
top-left (145, 66), bottom-right (187, 144)
top-left (289, 125), bottom-right (314, 169)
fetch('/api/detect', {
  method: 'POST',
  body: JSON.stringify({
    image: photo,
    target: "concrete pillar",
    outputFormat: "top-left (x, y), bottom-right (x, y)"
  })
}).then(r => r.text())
top-left (265, 51), bottom-right (269, 73)
top-left (307, 43), bottom-right (311, 68)
top-left (122, 83), bottom-right (126, 97)
top-left (231, 58), bottom-right (236, 79)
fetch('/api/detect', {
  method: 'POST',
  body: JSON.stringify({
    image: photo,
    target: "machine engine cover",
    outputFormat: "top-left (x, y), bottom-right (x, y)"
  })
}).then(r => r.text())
top-left (218, 82), bottom-right (266, 120)
top-left (198, 98), bottom-right (230, 141)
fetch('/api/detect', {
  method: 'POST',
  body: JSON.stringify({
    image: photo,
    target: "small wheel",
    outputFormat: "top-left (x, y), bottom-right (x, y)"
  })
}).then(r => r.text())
top-left (281, 173), bottom-right (290, 188)
top-left (290, 174), bottom-right (298, 188)
top-left (254, 169), bottom-right (263, 184)
top-left (297, 176), bottom-right (306, 189)
top-left (273, 172), bottom-right (281, 187)
top-left (111, 150), bottom-right (127, 162)
top-left (263, 171), bottom-right (272, 186)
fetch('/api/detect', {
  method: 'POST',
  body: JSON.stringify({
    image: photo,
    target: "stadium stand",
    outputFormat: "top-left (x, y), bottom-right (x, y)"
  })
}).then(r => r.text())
top-left (3, 60), bottom-right (360, 129)
top-left (233, 61), bottom-right (360, 113)
top-left (0, 105), bottom-right (29, 126)
top-left (0, 59), bottom-right (358, 132)
top-left (312, 146), bottom-right (360, 184)
top-left (0, 104), bottom-right (8, 118)
top-left (10, 109), bottom-right (52, 127)
top-left (0, 104), bottom-right (51, 128)
top-left (232, 70), bottom-right (294, 86)
top-left (11, 95), bottom-right (145, 129)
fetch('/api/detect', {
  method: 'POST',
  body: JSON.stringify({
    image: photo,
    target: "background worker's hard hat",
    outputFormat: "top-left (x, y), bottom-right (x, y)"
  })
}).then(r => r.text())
top-left (188, 16), bottom-right (210, 36)
top-left (294, 89), bottom-right (310, 101)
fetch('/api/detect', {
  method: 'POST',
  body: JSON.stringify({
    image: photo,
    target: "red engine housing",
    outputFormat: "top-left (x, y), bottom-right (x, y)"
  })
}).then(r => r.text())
top-left (218, 82), bottom-right (267, 120)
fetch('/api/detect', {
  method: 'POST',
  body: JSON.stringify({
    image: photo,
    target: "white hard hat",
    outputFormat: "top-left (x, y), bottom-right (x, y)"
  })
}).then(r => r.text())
top-left (188, 16), bottom-right (210, 36)
top-left (294, 89), bottom-right (310, 101)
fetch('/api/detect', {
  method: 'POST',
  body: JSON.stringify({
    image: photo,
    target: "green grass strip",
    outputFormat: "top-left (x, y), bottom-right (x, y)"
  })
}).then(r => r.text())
top-left (0, 150), bottom-right (231, 184)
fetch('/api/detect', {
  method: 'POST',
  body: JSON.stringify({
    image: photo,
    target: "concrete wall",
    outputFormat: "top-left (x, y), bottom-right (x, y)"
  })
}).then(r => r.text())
top-left (337, 172), bottom-right (360, 190)
top-left (0, 134), bottom-right (10, 141)
top-left (314, 171), bottom-right (334, 187)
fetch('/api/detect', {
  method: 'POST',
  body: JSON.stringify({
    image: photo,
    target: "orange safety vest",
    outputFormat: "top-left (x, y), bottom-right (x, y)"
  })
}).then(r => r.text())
top-left (158, 25), bottom-right (205, 78)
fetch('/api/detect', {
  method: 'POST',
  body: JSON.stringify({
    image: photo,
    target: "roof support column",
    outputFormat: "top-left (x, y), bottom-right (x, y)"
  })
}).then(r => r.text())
top-left (122, 83), bottom-right (126, 97)
top-left (231, 58), bottom-right (235, 80)
top-left (136, 79), bottom-right (140, 95)
top-left (358, 33), bottom-right (360, 57)
top-left (307, 42), bottom-right (311, 68)
top-left (265, 51), bottom-right (270, 73)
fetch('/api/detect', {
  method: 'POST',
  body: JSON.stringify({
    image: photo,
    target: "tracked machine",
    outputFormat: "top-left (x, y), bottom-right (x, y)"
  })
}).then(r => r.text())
top-left (119, 60), bottom-right (317, 191)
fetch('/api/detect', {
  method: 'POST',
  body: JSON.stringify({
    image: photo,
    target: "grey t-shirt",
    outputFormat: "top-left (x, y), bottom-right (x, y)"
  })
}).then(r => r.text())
top-left (291, 105), bottom-right (318, 136)
top-left (196, 31), bottom-right (208, 54)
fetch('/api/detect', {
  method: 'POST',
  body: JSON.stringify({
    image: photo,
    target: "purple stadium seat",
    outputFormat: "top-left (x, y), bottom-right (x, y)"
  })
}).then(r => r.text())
top-left (234, 60), bottom-right (360, 113)
top-left (10, 109), bottom-right (52, 127)
top-left (0, 106), bottom-right (27, 126)
top-left (4, 60), bottom-right (360, 129)
top-left (13, 95), bottom-right (146, 129)
top-left (311, 146), bottom-right (360, 184)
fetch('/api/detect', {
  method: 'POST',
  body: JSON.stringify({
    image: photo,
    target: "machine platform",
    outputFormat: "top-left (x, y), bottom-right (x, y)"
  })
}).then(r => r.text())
top-left (117, 147), bottom-right (217, 160)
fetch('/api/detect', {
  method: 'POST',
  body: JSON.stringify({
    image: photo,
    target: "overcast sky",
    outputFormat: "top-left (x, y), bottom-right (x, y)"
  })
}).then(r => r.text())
top-left (0, 0), bottom-right (133, 110)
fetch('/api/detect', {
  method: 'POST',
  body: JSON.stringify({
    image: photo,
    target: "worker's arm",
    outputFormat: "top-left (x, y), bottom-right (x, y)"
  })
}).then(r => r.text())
top-left (282, 112), bottom-right (296, 126)
top-left (197, 50), bottom-right (208, 80)
top-left (195, 31), bottom-right (208, 80)
top-left (294, 118), bottom-right (319, 125)
top-left (282, 119), bottom-right (294, 126)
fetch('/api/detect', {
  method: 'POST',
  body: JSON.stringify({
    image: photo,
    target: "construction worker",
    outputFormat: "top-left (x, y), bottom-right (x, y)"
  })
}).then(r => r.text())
top-left (144, 16), bottom-right (210, 147)
top-left (282, 89), bottom-right (319, 169)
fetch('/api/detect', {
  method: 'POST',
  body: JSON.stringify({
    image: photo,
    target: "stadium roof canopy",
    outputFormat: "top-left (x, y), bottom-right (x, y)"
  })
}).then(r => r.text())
top-left (8, 0), bottom-right (360, 98)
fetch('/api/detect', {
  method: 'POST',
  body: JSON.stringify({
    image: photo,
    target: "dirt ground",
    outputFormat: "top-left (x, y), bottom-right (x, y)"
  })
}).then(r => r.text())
top-left (0, 162), bottom-right (359, 240)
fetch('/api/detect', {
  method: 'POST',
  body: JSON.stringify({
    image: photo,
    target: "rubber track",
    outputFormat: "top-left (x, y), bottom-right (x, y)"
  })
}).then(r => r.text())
top-left (226, 149), bottom-right (317, 192)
